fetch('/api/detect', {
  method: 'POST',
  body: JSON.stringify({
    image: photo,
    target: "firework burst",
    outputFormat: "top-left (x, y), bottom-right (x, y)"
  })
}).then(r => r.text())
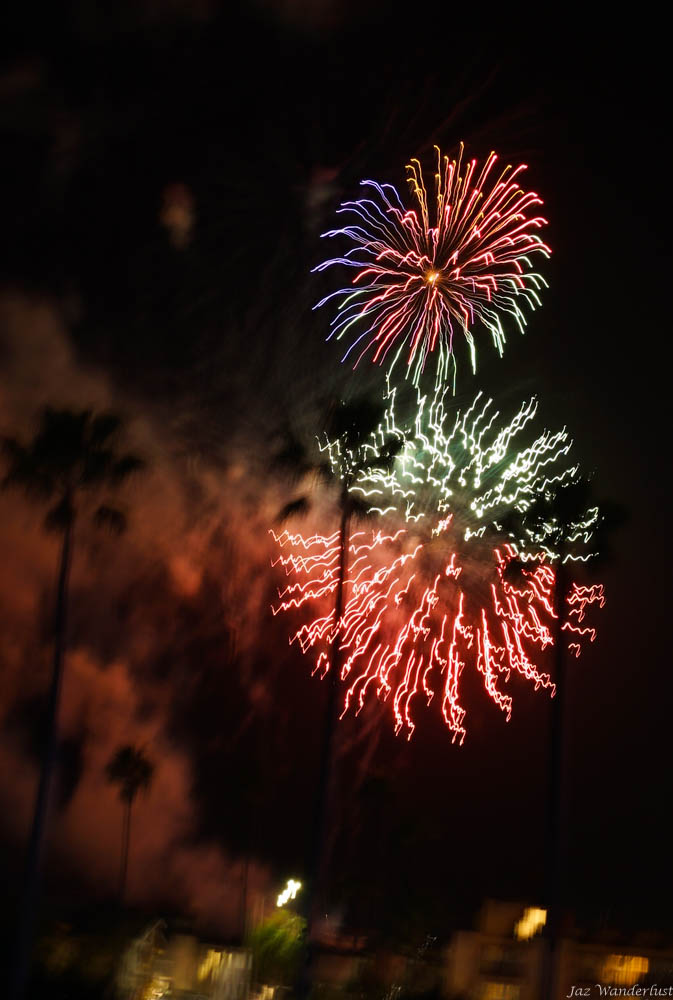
top-left (271, 390), bottom-right (604, 743)
top-left (313, 145), bottom-right (550, 390)
top-left (351, 384), bottom-right (602, 563)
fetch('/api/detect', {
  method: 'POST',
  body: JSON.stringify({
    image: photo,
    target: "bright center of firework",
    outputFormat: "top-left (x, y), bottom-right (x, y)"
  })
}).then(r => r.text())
top-left (313, 145), bottom-right (551, 390)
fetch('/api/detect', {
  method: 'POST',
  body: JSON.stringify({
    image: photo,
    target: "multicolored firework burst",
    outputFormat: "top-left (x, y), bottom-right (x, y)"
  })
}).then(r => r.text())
top-left (271, 390), bottom-right (604, 743)
top-left (313, 145), bottom-right (550, 390)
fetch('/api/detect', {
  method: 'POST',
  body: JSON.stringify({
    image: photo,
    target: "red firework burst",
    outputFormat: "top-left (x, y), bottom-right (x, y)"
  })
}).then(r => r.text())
top-left (271, 518), bottom-right (604, 744)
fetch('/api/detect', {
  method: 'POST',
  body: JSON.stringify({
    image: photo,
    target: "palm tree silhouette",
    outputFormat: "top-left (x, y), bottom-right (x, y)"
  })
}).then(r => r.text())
top-left (504, 480), bottom-right (624, 999)
top-left (105, 744), bottom-right (155, 902)
top-left (277, 396), bottom-right (402, 692)
top-left (2, 407), bottom-right (144, 1000)
top-left (274, 396), bottom-right (402, 991)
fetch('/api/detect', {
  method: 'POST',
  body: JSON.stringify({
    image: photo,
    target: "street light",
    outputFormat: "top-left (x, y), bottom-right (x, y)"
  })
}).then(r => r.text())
top-left (277, 879), bottom-right (302, 908)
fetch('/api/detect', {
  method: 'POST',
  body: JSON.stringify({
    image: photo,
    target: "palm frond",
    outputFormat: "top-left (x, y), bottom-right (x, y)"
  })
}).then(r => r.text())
top-left (348, 495), bottom-right (375, 521)
top-left (94, 505), bottom-right (127, 534)
top-left (109, 454), bottom-right (145, 485)
top-left (89, 413), bottom-right (123, 447)
top-left (2, 436), bottom-right (56, 497)
top-left (328, 396), bottom-right (386, 452)
top-left (44, 495), bottom-right (74, 533)
top-left (105, 744), bottom-right (154, 802)
top-left (1, 408), bottom-right (145, 511)
top-left (357, 434), bottom-right (405, 475)
top-left (276, 496), bottom-right (310, 523)
top-left (272, 430), bottom-right (313, 484)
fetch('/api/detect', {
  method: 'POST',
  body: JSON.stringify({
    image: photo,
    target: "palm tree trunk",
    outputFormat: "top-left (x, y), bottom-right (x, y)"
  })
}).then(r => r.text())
top-left (240, 853), bottom-right (250, 942)
top-left (239, 796), bottom-right (252, 942)
top-left (542, 556), bottom-right (567, 999)
top-left (119, 797), bottom-right (132, 903)
top-left (10, 510), bottom-right (74, 1000)
top-left (300, 497), bottom-right (350, 994)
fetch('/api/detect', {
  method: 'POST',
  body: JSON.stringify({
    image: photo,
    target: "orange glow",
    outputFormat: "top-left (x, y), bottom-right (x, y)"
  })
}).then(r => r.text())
top-left (600, 954), bottom-right (649, 986)
top-left (514, 907), bottom-right (546, 940)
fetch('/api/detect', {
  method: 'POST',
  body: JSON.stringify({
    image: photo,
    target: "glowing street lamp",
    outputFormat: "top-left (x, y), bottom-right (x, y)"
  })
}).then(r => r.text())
top-left (276, 878), bottom-right (302, 908)
top-left (515, 907), bottom-right (547, 941)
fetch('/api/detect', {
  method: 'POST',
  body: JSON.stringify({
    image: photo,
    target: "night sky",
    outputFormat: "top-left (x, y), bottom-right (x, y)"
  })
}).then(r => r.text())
top-left (1, 2), bottom-right (670, 944)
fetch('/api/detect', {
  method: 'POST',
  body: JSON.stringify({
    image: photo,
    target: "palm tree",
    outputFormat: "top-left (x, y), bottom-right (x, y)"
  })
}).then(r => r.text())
top-left (505, 480), bottom-right (623, 999)
top-left (2, 407), bottom-right (144, 1000)
top-left (274, 396), bottom-right (402, 989)
top-left (105, 744), bottom-right (155, 902)
top-left (277, 397), bottom-right (402, 681)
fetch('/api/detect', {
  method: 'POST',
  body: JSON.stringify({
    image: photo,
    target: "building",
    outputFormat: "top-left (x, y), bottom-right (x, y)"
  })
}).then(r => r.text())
top-left (444, 900), bottom-right (673, 999)
top-left (445, 901), bottom-right (543, 1000)
top-left (116, 920), bottom-right (252, 999)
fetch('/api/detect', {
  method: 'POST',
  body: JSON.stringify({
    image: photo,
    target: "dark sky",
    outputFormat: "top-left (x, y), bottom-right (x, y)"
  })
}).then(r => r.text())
top-left (0, 2), bottom-right (670, 942)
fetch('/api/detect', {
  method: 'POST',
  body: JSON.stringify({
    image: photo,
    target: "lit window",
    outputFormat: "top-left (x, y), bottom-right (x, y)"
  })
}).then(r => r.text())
top-left (600, 954), bottom-right (649, 986)
top-left (480, 983), bottom-right (520, 1000)
top-left (197, 948), bottom-right (223, 982)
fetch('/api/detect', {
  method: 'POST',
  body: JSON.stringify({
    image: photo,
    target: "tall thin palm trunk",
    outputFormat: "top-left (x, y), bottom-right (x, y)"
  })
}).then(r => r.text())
top-left (119, 797), bottom-right (132, 903)
top-left (300, 497), bottom-right (350, 994)
top-left (11, 508), bottom-right (74, 1000)
top-left (542, 557), bottom-right (567, 999)
top-left (240, 853), bottom-right (250, 941)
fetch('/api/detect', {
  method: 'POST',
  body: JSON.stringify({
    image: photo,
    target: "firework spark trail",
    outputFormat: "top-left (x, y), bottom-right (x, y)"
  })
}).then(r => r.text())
top-left (349, 384), bottom-right (588, 560)
top-left (564, 583), bottom-right (606, 657)
top-left (272, 521), bottom-right (604, 743)
top-left (313, 145), bottom-right (550, 389)
top-left (271, 389), bottom-right (605, 742)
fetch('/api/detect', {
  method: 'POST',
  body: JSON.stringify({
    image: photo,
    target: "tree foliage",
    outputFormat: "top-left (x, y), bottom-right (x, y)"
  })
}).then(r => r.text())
top-left (1, 407), bottom-right (144, 531)
top-left (105, 745), bottom-right (154, 804)
top-left (248, 909), bottom-right (306, 988)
